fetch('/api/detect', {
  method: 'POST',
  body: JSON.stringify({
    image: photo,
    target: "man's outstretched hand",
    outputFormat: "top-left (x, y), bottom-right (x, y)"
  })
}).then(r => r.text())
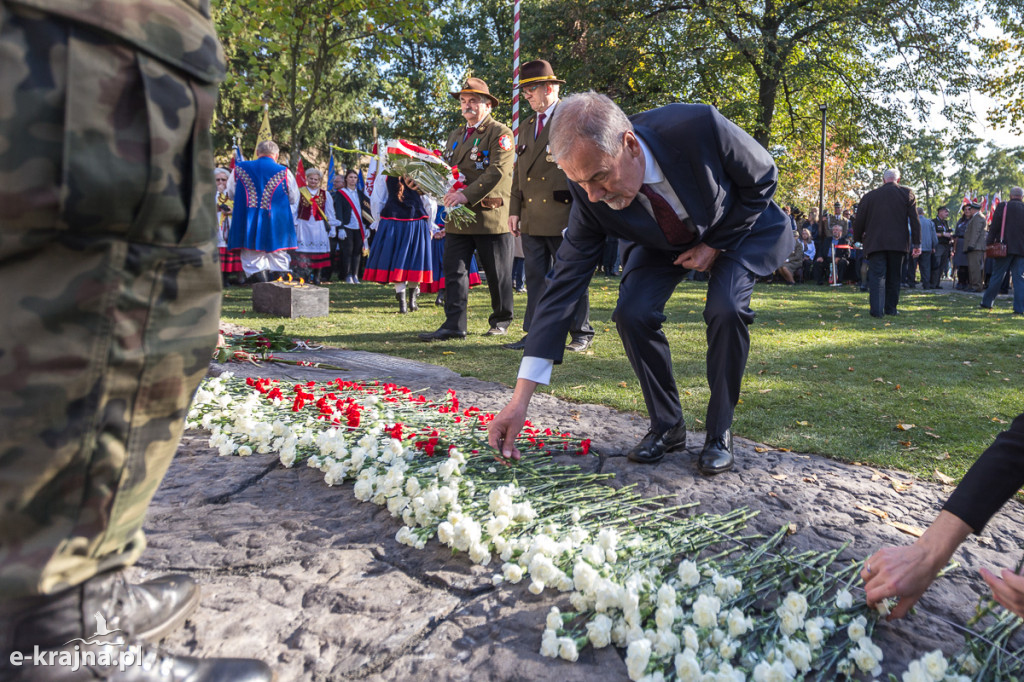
top-left (487, 403), bottom-right (526, 460)
top-left (486, 378), bottom-right (539, 461)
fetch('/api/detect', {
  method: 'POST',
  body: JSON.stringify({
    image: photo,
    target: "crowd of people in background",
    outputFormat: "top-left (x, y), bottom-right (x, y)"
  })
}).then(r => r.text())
top-left (219, 148), bottom-right (1022, 321)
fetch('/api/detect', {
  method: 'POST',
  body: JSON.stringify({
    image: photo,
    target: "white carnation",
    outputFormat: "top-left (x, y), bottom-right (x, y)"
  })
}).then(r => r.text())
top-left (625, 638), bottom-right (652, 681)
top-left (586, 613), bottom-right (613, 648)
top-left (557, 636), bottom-right (578, 662)
top-left (539, 629), bottom-right (559, 658)
top-left (921, 650), bottom-right (947, 679)
top-left (834, 589), bottom-right (853, 609)
top-left (674, 649), bottom-right (702, 682)
top-left (501, 562), bottom-right (524, 583)
top-left (546, 607), bottom-right (563, 631)
top-left (677, 560), bottom-right (701, 587)
top-left (692, 593), bottom-right (722, 629)
top-left (846, 615), bottom-right (867, 642)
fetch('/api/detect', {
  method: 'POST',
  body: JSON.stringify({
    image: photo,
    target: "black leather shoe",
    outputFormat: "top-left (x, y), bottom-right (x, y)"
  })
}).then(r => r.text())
top-left (566, 337), bottom-right (593, 352)
top-left (502, 336), bottom-right (527, 351)
top-left (418, 327), bottom-right (467, 341)
top-left (484, 326), bottom-right (509, 336)
top-left (434, 291), bottom-right (445, 306)
top-left (699, 431), bottom-right (734, 475)
top-left (626, 420), bottom-right (687, 464)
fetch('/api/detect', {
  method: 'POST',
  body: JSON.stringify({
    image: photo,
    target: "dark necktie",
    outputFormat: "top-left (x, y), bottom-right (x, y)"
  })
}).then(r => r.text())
top-left (463, 126), bottom-right (476, 143)
top-left (535, 113), bottom-right (546, 139)
top-left (639, 184), bottom-right (695, 246)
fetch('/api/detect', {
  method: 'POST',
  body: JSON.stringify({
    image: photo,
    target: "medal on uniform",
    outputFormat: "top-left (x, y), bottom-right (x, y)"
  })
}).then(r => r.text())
top-left (545, 144), bottom-right (554, 163)
top-left (482, 150), bottom-right (490, 167)
top-left (475, 161), bottom-right (485, 170)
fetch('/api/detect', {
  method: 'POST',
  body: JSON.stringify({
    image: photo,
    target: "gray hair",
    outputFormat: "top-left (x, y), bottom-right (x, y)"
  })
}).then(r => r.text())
top-left (256, 140), bottom-right (279, 158)
top-left (549, 91), bottom-right (633, 162)
top-left (214, 167), bottom-right (230, 179)
top-left (304, 167), bottom-right (322, 178)
top-left (883, 168), bottom-right (900, 183)
top-left (1011, 186), bottom-right (1023, 199)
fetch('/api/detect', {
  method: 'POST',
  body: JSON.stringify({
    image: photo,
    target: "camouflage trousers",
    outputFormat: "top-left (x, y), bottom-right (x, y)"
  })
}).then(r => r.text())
top-left (0, 3), bottom-right (221, 599)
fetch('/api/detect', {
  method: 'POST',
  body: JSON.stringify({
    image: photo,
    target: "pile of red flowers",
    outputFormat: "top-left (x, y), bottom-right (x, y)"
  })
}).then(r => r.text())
top-left (243, 377), bottom-right (591, 456)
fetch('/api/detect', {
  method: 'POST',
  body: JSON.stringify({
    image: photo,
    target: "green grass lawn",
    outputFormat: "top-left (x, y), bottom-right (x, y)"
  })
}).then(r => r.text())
top-left (220, 279), bottom-right (1023, 483)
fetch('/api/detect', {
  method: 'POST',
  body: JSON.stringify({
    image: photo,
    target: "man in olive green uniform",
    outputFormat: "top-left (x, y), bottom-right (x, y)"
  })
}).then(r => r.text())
top-left (963, 201), bottom-right (988, 292)
top-left (503, 60), bottom-right (594, 353)
top-left (419, 78), bottom-right (515, 341)
top-left (0, 1), bottom-right (271, 679)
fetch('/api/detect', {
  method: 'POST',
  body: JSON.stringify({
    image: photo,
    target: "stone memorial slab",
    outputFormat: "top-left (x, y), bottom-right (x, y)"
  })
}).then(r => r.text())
top-left (252, 281), bottom-right (329, 318)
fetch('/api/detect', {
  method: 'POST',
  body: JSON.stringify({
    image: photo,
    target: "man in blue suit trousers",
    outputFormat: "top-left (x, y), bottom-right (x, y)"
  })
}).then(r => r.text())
top-left (487, 92), bottom-right (793, 475)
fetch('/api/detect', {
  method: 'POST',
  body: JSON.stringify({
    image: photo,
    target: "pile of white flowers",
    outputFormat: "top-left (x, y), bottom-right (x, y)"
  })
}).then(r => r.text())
top-left (188, 374), bottom-right (1024, 680)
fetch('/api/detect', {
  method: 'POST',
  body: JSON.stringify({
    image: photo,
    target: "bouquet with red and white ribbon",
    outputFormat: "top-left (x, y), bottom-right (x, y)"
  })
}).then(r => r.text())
top-left (334, 139), bottom-right (474, 231)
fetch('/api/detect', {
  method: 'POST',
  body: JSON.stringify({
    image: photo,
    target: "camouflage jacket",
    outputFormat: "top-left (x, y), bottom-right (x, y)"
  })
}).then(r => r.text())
top-left (9, 0), bottom-right (225, 84)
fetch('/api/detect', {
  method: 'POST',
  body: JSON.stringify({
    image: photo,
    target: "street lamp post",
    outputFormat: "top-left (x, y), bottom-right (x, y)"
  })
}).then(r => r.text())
top-left (818, 103), bottom-right (827, 226)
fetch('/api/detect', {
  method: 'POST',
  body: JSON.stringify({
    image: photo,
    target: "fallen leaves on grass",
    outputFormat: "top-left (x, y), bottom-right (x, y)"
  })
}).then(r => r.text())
top-left (934, 470), bottom-right (956, 485)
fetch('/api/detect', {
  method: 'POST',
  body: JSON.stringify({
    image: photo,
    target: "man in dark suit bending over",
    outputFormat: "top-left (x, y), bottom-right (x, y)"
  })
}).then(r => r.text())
top-left (487, 92), bottom-right (793, 475)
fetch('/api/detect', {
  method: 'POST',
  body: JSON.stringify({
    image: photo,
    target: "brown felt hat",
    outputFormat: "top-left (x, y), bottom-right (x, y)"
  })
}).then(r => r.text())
top-left (519, 59), bottom-right (565, 87)
top-left (450, 77), bottom-right (500, 107)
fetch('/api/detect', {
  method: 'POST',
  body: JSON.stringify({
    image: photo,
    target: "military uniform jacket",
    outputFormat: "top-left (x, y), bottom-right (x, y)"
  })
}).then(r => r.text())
top-left (12, 0), bottom-right (225, 85)
top-left (442, 114), bottom-right (514, 235)
top-left (510, 106), bottom-right (572, 236)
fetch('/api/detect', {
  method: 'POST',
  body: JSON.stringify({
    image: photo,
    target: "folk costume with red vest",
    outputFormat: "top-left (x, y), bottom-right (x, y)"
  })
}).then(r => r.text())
top-left (228, 156), bottom-right (297, 253)
top-left (293, 187), bottom-right (336, 270)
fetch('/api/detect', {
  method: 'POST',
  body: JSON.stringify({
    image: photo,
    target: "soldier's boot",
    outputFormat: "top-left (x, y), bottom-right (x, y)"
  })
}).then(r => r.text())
top-left (1, 571), bottom-right (199, 648)
top-left (1, 571), bottom-right (274, 681)
top-left (396, 292), bottom-right (408, 314)
top-left (407, 287), bottom-right (419, 311)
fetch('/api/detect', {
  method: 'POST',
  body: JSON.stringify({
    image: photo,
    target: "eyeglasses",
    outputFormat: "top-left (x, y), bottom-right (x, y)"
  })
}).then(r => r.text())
top-left (523, 83), bottom-right (546, 93)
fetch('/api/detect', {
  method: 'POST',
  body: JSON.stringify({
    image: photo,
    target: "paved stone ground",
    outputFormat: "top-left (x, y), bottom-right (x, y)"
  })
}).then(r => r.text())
top-left (135, 343), bottom-right (1024, 681)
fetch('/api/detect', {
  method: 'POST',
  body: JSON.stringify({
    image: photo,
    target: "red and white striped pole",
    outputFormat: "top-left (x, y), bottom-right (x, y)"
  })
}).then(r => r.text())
top-left (512, 0), bottom-right (521, 145)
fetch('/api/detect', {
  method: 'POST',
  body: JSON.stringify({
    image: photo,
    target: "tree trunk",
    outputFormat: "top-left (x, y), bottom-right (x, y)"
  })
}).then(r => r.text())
top-left (754, 75), bottom-right (778, 149)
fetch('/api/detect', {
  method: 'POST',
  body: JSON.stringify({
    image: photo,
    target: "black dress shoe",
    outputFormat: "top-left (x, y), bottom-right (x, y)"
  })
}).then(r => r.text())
top-left (484, 326), bottom-right (509, 336)
top-left (502, 336), bottom-right (528, 351)
top-left (626, 420), bottom-right (687, 464)
top-left (565, 337), bottom-right (593, 352)
top-left (418, 328), bottom-right (467, 341)
top-left (699, 431), bottom-right (734, 475)
top-left (435, 291), bottom-right (445, 306)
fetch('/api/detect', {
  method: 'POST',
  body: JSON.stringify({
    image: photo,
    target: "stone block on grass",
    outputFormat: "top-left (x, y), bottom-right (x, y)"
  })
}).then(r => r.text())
top-left (252, 281), bottom-right (329, 318)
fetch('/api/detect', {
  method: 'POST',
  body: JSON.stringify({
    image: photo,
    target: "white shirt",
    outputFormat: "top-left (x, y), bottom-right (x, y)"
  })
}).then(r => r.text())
top-left (517, 134), bottom-right (679, 386)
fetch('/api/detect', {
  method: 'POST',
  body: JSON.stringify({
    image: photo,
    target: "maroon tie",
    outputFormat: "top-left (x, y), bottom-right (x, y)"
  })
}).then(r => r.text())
top-left (639, 184), bottom-right (695, 246)
top-left (463, 126), bottom-right (476, 143)
top-left (535, 113), bottom-right (546, 139)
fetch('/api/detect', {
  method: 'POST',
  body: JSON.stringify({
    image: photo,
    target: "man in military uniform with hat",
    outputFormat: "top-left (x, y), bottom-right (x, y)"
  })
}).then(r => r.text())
top-left (419, 78), bottom-right (516, 340)
top-left (503, 60), bottom-right (595, 353)
top-left (0, 0), bottom-right (272, 679)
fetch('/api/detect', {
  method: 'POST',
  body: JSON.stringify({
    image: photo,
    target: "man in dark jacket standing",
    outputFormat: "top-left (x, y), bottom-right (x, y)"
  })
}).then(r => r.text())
top-left (852, 168), bottom-right (921, 317)
top-left (981, 186), bottom-right (1024, 314)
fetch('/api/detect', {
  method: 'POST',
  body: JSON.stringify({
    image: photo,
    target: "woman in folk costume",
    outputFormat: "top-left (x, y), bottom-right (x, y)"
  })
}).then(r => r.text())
top-left (333, 169), bottom-right (370, 284)
top-left (365, 174), bottom-right (436, 313)
top-left (292, 167), bottom-right (338, 284)
top-left (214, 167), bottom-right (244, 286)
top-left (419, 206), bottom-right (483, 306)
